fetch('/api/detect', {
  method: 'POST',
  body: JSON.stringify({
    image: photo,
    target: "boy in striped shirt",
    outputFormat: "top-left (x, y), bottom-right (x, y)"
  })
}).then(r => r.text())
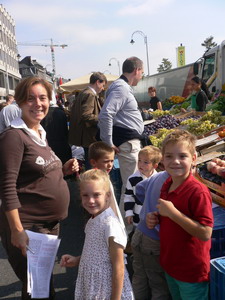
top-left (124, 146), bottom-right (162, 227)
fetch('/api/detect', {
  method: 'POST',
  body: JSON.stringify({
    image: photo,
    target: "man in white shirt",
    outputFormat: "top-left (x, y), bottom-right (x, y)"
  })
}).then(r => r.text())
top-left (0, 102), bottom-right (21, 133)
top-left (98, 57), bottom-right (144, 212)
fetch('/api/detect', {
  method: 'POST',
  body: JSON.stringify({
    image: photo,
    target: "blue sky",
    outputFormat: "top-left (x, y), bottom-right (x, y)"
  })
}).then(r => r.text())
top-left (1, 0), bottom-right (225, 80)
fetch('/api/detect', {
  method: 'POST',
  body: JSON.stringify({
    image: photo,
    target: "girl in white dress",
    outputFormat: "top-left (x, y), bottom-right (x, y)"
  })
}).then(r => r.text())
top-left (60, 169), bottom-right (134, 300)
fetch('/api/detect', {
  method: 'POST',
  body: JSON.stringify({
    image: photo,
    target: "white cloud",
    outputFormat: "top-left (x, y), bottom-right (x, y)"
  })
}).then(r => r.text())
top-left (5, 2), bottom-right (97, 25)
top-left (118, 0), bottom-right (174, 16)
top-left (59, 25), bottom-right (124, 46)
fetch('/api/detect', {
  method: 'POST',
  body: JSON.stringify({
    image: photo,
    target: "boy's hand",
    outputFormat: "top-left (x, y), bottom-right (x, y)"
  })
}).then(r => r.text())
top-left (156, 198), bottom-right (176, 218)
top-left (146, 212), bottom-right (159, 229)
top-left (126, 216), bottom-right (133, 225)
top-left (60, 254), bottom-right (80, 268)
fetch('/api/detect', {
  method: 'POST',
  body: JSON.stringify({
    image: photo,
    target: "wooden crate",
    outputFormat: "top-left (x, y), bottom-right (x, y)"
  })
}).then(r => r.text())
top-left (195, 145), bottom-right (225, 206)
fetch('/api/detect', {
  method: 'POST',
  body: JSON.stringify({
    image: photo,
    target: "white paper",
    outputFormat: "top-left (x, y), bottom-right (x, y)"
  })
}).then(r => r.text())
top-left (25, 230), bottom-right (61, 299)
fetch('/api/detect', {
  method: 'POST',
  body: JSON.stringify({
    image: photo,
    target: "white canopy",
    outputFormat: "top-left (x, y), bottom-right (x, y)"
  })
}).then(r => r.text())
top-left (58, 73), bottom-right (119, 93)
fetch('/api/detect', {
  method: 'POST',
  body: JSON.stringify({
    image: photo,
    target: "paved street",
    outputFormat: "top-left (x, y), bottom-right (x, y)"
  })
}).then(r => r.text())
top-left (0, 179), bottom-right (85, 300)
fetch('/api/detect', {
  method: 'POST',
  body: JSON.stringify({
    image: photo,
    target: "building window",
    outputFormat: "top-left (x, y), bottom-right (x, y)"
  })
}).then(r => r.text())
top-left (0, 72), bottom-right (4, 87)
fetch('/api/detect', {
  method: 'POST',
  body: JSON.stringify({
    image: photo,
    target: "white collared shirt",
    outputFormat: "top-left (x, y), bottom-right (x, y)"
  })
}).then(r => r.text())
top-left (10, 117), bottom-right (47, 147)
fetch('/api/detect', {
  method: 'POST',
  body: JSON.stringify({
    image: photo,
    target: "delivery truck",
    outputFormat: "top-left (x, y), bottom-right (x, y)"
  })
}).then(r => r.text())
top-left (134, 40), bottom-right (225, 107)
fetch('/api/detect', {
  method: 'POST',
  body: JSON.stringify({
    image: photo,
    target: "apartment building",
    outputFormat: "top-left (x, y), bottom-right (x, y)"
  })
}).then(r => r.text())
top-left (0, 4), bottom-right (21, 100)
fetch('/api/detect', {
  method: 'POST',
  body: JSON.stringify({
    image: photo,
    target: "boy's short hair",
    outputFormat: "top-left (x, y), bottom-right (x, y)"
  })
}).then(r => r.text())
top-left (88, 141), bottom-right (115, 161)
top-left (161, 129), bottom-right (196, 156)
top-left (139, 146), bottom-right (162, 165)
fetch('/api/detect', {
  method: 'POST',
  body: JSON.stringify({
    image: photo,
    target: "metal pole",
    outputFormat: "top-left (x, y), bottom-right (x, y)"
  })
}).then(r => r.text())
top-left (144, 35), bottom-right (150, 76)
top-left (109, 57), bottom-right (121, 76)
top-left (130, 31), bottom-right (150, 76)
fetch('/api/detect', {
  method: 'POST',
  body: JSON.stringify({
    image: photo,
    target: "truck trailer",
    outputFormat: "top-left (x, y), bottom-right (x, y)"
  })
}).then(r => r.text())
top-left (134, 40), bottom-right (225, 107)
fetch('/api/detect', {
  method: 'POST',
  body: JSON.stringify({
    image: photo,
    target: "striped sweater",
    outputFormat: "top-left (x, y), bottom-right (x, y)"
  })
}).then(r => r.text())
top-left (124, 169), bottom-right (157, 226)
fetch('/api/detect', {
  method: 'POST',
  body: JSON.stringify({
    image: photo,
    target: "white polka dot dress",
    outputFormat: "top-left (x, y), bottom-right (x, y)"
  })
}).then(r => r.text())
top-left (75, 207), bottom-right (134, 300)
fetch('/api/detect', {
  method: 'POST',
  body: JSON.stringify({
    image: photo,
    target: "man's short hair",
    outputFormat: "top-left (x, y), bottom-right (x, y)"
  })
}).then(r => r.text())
top-left (122, 57), bottom-right (143, 73)
top-left (139, 146), bottom-right (162, 165)
top-left (88, 141), bottom-right (114, 161)
top-left (89, 72), bottom-right (107, 84)
top-left (6, 94), bottom-right (14, 102)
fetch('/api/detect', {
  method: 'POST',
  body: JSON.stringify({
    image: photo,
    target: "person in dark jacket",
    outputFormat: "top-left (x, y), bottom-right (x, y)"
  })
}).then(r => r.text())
top-left (41, 104), bottom-right (72, 164)
top-left (191, 76), bottom-right (208, 111)
top-left (148, 86), bottom-right (162, 111)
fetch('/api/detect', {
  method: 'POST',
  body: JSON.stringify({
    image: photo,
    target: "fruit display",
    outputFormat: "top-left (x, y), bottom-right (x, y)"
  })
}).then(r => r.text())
top-left (198, 156), bottom-right (225, 185)
top-left (218, 129), bottom-right (225, 138)
top-left (169, 95), bottom-right (186, 104)
top-left (179, 110), bottom-right (225, 136)
top-left (162, 97), bottom-right (191, 111)
top-left (206, 95), bottom-right (225, 112)
top-left (151, 109), bottom-right (171, 118)
top-left (201, 110), bottom-right (225, 124)
top-left (162, 98), bottom-right (174, 110)
top-left (143, 114), bottom-right (181, 136)
top-left (149, 128), bottom-right (174, 148)
top-left (184, 120), bottom-right (217, 136)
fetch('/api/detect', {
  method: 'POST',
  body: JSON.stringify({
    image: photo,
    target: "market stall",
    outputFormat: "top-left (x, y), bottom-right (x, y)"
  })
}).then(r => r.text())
top-left (58, 73), bottom-right (119, 94)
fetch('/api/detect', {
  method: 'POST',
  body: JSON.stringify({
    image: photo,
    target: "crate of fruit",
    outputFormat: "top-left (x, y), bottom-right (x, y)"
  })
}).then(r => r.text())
top-left (195, 145), bottom-right (225, 206)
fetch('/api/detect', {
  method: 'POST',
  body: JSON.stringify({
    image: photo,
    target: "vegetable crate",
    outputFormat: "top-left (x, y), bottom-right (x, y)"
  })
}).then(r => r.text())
top-left (195, 144), bottom-right (225, 207)
top-left (210, 256), bottom-right (225, 300)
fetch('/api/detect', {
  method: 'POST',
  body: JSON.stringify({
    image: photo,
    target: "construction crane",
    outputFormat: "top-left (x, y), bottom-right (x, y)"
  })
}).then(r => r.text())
top-left (17, 38), bottom-right (68, 79)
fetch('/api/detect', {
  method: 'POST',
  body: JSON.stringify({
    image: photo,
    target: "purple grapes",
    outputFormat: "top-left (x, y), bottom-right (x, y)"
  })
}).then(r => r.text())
top-left (143, 115), bottom-right (181, 136)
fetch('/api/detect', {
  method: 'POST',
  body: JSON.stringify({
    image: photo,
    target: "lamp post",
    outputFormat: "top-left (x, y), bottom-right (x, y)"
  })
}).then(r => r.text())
top-left (130, 30), bottom-right (150, 76)
top-left (103, 70), bottom-right (111, 74)
top-left (108, 57), bottom-right (121, 76)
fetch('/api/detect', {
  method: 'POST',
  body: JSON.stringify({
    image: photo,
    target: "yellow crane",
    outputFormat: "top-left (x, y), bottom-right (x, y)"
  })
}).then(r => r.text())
top-left (18, 38), bottom-right (68, 78)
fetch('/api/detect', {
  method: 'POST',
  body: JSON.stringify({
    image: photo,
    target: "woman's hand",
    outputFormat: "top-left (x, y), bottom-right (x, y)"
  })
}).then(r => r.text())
top-left (11, 230), bottom-right (29, 256)
top-left (62, 158), bottom-right (79, 176)
top-left (6, 209), bottom-right (28, 256)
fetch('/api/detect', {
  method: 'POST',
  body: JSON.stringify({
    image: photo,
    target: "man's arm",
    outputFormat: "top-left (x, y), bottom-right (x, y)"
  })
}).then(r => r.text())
top-left (98, 82), bottom-right (125, 146)
top-left (80, 93), bottom-right (99, 125)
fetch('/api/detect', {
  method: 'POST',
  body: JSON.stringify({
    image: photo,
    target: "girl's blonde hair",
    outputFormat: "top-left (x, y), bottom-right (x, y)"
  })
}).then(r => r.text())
top-left (79, 169), bottom-right (110, 193)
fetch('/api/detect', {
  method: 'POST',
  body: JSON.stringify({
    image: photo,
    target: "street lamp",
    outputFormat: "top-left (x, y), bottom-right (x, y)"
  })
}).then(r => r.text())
top-left (103, 70), bottom-right (111, 74)
top-left (108, 57), bottom-right (121, 76)
top-left (130, 30), bottom-right (150, 76)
